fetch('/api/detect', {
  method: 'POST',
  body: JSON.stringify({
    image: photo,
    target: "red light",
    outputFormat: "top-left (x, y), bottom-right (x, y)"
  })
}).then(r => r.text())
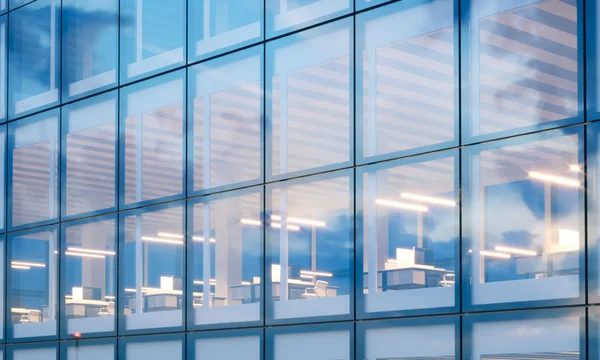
top-left (74, 332), bottom-right (82, 339)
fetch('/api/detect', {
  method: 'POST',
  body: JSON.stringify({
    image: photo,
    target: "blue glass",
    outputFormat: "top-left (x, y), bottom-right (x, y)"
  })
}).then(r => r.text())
top-left (357, 150), bottom-right (459, 318)
top-left (266, 323), bottom-right (353, 360)
top-left (119, 202), bottom-right (185, 335)
top-left (266, 19), bottom-right (353, 180)
top-left (357, 317), bottom-right (459, 360)
top-left (61, 215), bottom-right (117, 339)
top-left (463, 308), bottom-right (584, 360)
top-left (463, 0), bottom-right (582, 143)
top-left (119, 334), bottom-right (184, 360)
top-left (588, 0), bottom-right (600, 121)
top-left (356, 0), bottom-right (457, 164)
top-left (8, 0), bottom-right (61, 119)
top-left (61, 339), bottom-right (116, 360)
top-left (8, 0), bottom-right (32, 10)
top-left (62, 91), bottom-right (117, 219)
top-left (188, 187), bottom-right (262, 330)
top-left (7, 343), bottom-right (57, 360)
top-left (462, 127), bottom-right (584, 312)
top-left (266, 169), bottom-right (353, 324)
top-left (356, 0), bottom-right (390, 10)
top-left (590, 307), bottom-right (600, 360)
top-left (266, 0), bottom-right (351, 38)
top-left (188, 0), bottom-right (263, 62)
top-left (7, 226), bottom-right (58, 342)
top-left (0, 125), bottom-right (6, 233)
top-left (0, 236), bottom-right (5, 342)
top-left (119, 71), bottom-right (185, 209)
top-left (587, 123), bottom-right (600, 303)
top-left (188, 329), bottom-right (262, 360)
top-left (8, 109), bottom-right (59, 230)
top-left (62, 0), bottom-right (118, 102)
top-left (0, 15), bottom-right (7, 122)
top-left (120, 0), bottom-right (186, 84)
top-left (189, 46), bottom-right (262, 195)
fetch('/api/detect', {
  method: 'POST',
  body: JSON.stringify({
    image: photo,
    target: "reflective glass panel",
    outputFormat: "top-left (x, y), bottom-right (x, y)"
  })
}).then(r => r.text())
top-left (9, 0), bottom-right (60, 119)
top-left (189, 188), bottom-right (262, 328)
top-left (120, 0), bottom-right (186, 83)
top-left (0, 125), bottom-right (6, 232)
top-left (589, 123), bottom-right (600, 302)
top-left (120, 203), bottom-right (184, 333)
top-left (190, 330), bottom-right (261, 360)
top-left (189, 46), bottom-right (262, 194)
top-left (0, 236), bottom-right (5, 341)
top-left (267, 324), bottom-right (351, 360)
top-left (62, 340), bottom-right (116, 360)
top-left (266, 0), bottom-right (351, 37)
top-left (9, 0), bottom-right (33, 9)
top-left (8, 226), bottom-right (58, 341)
top-left (188, 0), bottom-right (262, 61)
top-left (266, 19), bottom-right (352, 179)
top-left (62, 216), bottom-right (116, 337)
top-left (266, 170), bottom-right (353, 323)
top-left (464, 0), bottom-right (581, 142)
top-left (8, 110), bottom-right (59, 230)
top-left (358, 151), bottom-right (458, 316)
top-left (0, 16), bottom-right (6, 122)
top-left (464, 309), bottom-right (583, 360)
top-left (62, 91), bottom-right (117, 218)
top-left (463, 128), bottom-right (583, 310)
top-left (10, 345), bottom-right (57, 360)
top-left (356, 0), bottom-right (456, 163)
top-left (121, 335), bottom-right (184, 360)
top-left (62, 0), bottom-right (118, 101)
top-left (120, 71), bottom-right (185, 208)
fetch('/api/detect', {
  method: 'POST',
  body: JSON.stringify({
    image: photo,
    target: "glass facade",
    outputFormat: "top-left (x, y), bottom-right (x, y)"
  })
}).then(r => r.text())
top-left (1, 0), bottom-right (600, 357)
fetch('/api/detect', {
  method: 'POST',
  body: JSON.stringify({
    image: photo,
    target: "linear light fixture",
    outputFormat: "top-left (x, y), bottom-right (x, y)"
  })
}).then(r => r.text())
top-left (270, 215), bottom-right (326, 227)
top-left (528, 171), bottom-right (579, 188)
top-left (375, 199), bottom-right (428, 212)
top-left (400, 193), bottom-right (456, 207)
top-left (65, 251), bottom-right (106, 259)
top-left (11, 265), bottom-right (30, 270)
top-left (569, 164), bottom-right (581, 172)
top-left (271, 223), bottom-right (300, 231)
top-left (12, 261), bottom-right (46, 268)
top-left (300, 274), bottom-right (313, 279)
top-left (193, 279), bottom-right (217, 285)
top-left (300, 270), bottom-right (333, 277)
top-left (480, 250), bottom-right (511, 259)
top-left (240, 219), bottom-right (261, 226)
top-left (192, 236), bottom-right (216, 243)
top-left (141, 236), bottom-right (184, 245)
top-left (157, 232), bottom-right (184, 239)
top-left (67, 247), bottom-right (115, 256)
top-left (494, 245), bottom-right (537, 256)
top-left (241, 281), bottom-right (252, 285)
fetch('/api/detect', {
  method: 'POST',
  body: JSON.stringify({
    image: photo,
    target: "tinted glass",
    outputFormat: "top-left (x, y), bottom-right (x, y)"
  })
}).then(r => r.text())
top-left (190, 331), bottom-right (261, 360)
top-left (358, 151), bottom-right (458, 317)
top-left (120, 0), bottom-right (186, 83)
top-left (120, 203), bottom-right (185, 333)
top-left (9, 345), bottom-right (57, 360)
top-left (9, 0), bottom-right (60, 119)
top-left (9, 0), bottom-right (33, 9)
top-left (121, 335), bottom-right (184, 360)
top-left (0, 125), bottom-right (6, 232)
top-left (189, 188), bottom-right (262, 328)
top-left (463, 0), bottom-right (581, 142)
top-left (0, 16), bottom-right (6, 122)
top-left (356, 0), bottom-right (456, 163)
top-left (188, 0), bottom-right (262, 61)
top-left (463, 128), bottom-right (584, 311)
top-left (266, 19), bottom-right (352, 180)
top-left (62, 340), bottom-right (116, 360)
top-left (8, 226), bottom-right (58, 341)
top-left (8, 110), bottom-right (59, 230)
top-left (62, 216), bottom-right (117, 337)
top-left (266, 0), bottom-right (351, 37)
top-left (267, 324), bottom-right (352, 360)
top-left (587, 123), bottom-right (600, 301)
top-left (62, 91), bottom-right (117, 218)
top-left (189, 46), bottom-right (262, 194)
top-left (120, 71), bottom-right (185, 208)
top-left (266, 170), bottom-right (353, 323)
top-left (62, 0), bottom-right (118, 101)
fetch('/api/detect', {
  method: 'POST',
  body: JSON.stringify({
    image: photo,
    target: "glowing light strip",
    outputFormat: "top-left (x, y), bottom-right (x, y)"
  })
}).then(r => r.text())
top-left (12, 261), bottom-right (46, 268)
top-left (271, 223), bottom-right (300, 231)
top-left (65, 251), bottom-right (106, 259)
top-left (400, 193), bottom-right (456, 207)
top-left (141, 236), bottom-right (183, 245)
top-left (11, 265), bottom-right (30, 270)
top-left (375, 199), bottom-right (428, 212)
top-left (157, 232), bottom-right (183, 239)
top-left (480, 250), bottom-right (511, 259)
top-left (529, 171), bottom-right (579, 187)
top-left (270, 215), bottom-right (326, 227)
top-left (192, 236), bottom-right (216, 243)
top-left (241, 281), bottom-right (252, 285)
top-left (569, 165), bottom-right (581, 172)
top-left (240, 219), bottom-right (262, 226)
top-left (494, 245), bottom-right (537, 257)
top-left (193, 279), bottom-right (217, 285)
top-left (67, 247), bottom-right (115, 256)
top-left (300, 270), bottom-right (333, 277)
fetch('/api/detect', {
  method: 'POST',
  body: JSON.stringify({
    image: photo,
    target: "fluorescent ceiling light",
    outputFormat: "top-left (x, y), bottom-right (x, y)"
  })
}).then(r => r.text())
top-left (67, 247), bottom-right (115, 256)
top-left (240, 219), bottom-right (261, 226)
top-left (157, 232), bottom-right (184, 239)
top-left (241, 281), bottom-right (252, 285)
top-left (271, 223), bottom-right (300, 231)
top-left (375, 199), bottom-right (428, 212)
top-left (569, 164), bottom-right (581, 172)
top-left (270, 215), bottom-right (326, 227)
top-left (400, 193), bottom-right (456, 207)
top-left (141, 236), bottom-right (184, 245)
top-left (192, 236), bottom-right (216, 243)
top-left (494, 245), bottom-right (537, 257)
top-left (12, 261), bottom-right (46, 268)
top-left (529, 171), bottom-right (579, 188)
top-left (11, 265), bottom-right (30, 270)
top-left (300, 270), bottom-right (333, 277)
top-left (65, 251), bottom-right (105, 259)
top-left (480, 250), bottom-right (511, 259)
top-left (193, 279), bottom-right (217, 285)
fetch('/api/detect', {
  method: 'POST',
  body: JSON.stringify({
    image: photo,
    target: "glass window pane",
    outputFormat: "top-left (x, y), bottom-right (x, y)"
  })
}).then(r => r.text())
top-left (122, 335), bottom-right (184, 360)
top-left (356, 0), bottom-right (389, 10)
top-left (358, 151), bottom-right (458, 316)
top-left (120, 0), bottom-right (185, 83)
top-left (8, 227), bottom-right (58, 341)
top-left (359, 318), bottom-right (457, 359)
top-left (9, 0), bottom-right (60, 119)
top-left (62, 91), bottom-right (117, 218)
top-left (268, 324), bottom-right (351, 360)
top-left (189, 188), bottom-right (262, 328)
top-left (463, 129), bottom-right (583, 310)
top-left (464, 0), bottom-right (581, 142)
top-left (589, 123), bottom-right (600, 301)
top-left (267, 20), bottom-right (352, 179)
top-left (62, 0), bottom-right (118, 101)
top-left (62, 340), bottom-right (115, 360)
top-left (266, 0), bottom-right (351, 37)
top-left (0, 236), bottom-right (5, 341)
top-left (10, 345), bottom-right (57, 360)
top-left (188, 0), bottom-right (262, 61)
top-left (120, 203), bottom-right (184, 333)
top-left (9, 0), bottom-right (33, 9)
top-left (0, 15), bottom-right (6, 122)
top-left (266, 170), bottom-right (353, 323)
top-left (0, 125), bottom-right (6, 232)
top-left (191, 330), bottom-right (261, 360)
top-left (189, 46), bottom-right (262, 194)
top-left (120, 71), bottom-right (185, 208)
top-left (464, 309), bottom-right (583, 360)
top-left (9, 110), bottom-right (59, 230)
top-left (62, 216), bottom-right (116, 337)
top-left (356, 0), bottom-right (456, 163)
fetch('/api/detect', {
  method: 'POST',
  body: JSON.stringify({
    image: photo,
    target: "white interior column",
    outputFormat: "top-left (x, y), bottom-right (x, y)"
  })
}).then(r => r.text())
top-left (136, 0), bottom-right (143, 62)
top-left (215, 198), bottom-right (242, 305)
top-left (544, 183), bottom-right (552, 274)
top-left (279, 75), bottom-right (289, 301)
top-left (81, 226), bottom-right (107, 297)
top-left (47, 137), bottom-right (56, 321)
top-left (471, 154), bottom-right (484, 283)
top-left (202, 204), bottom-right (211, 307)
top-left (202, 91), bottom-right (212, 307)
top-left (135, 114), bottom-right (144, 313)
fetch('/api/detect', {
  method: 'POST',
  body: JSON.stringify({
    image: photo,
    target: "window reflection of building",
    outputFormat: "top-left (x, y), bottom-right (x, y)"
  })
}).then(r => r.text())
top-left (268, 0), bottom-right (350, 36)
